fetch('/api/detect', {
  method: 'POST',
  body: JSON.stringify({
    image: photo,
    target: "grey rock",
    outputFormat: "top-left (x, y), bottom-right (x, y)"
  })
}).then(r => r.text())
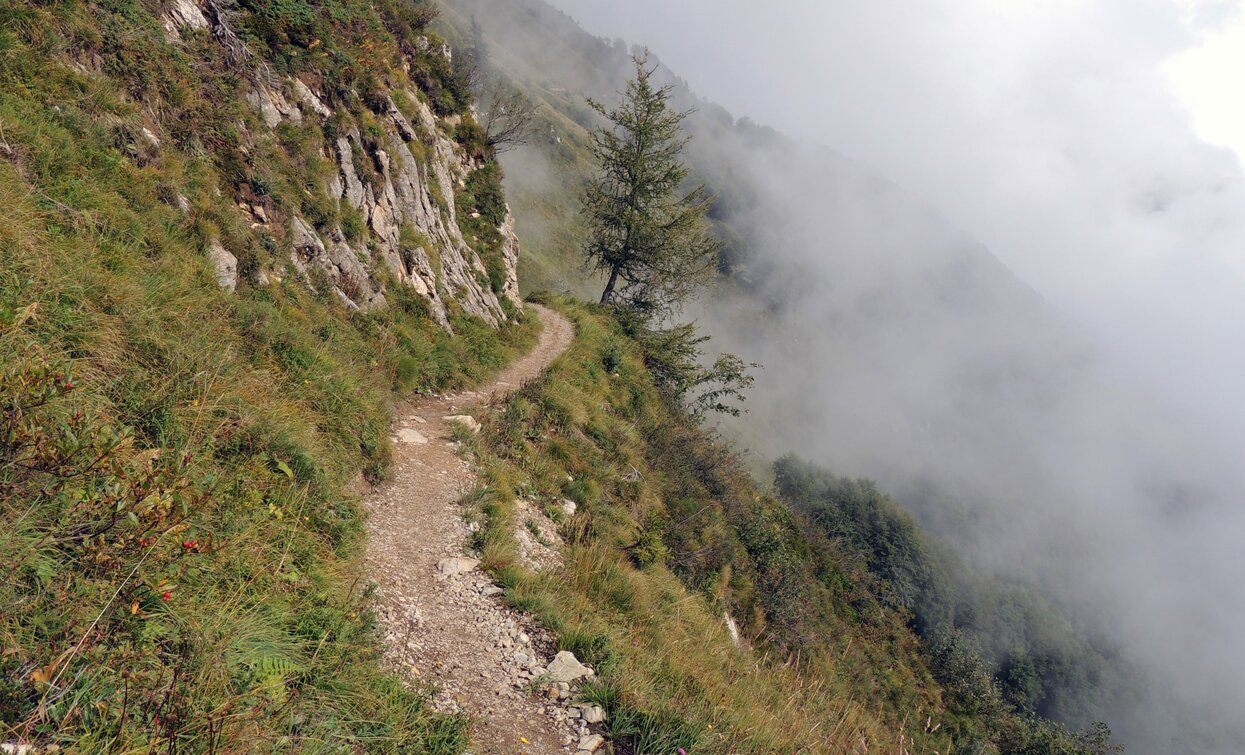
top-left (271, 87), bottom-right (522, 326)
top-left (139, 127), bottom-right (161, 149)
top-left (581, 705), bottom-right (606, 724)
top-left (292, 78), bottom-right (332, 117)
top-left (336, 136), bottom-right (366, 209)
top-left (394, 428), bottom-right (428, 444)
top-left (163, 0), bottom-right (208, 32)
top-left (246, 86), bottom-right (284, 128)
top-left (577, 734), bottom-right (604, 752)
top-left (546, 651), bottom-right (593, 683)
top-left (206, 240), bottom-right (237, 292)
top-left (724, 611), bottom-right (742, 647)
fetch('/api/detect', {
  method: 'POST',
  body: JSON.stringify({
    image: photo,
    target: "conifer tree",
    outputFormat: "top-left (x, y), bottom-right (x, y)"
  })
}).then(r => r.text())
top-left (582, 53), bottom-right (719, 317)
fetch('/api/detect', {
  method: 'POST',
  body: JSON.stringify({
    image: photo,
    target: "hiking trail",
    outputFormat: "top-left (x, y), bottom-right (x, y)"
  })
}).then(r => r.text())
top-left (365, 305), bottom-right (595, 755)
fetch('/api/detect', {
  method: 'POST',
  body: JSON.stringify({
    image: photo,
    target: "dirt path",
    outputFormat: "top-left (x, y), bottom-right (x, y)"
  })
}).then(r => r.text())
top-left (365, 305), bottom-right (582, 755)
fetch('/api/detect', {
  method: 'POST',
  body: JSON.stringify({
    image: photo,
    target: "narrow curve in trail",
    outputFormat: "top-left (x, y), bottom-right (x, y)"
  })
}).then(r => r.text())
top-left (365, 304), bottom-right (579, 755)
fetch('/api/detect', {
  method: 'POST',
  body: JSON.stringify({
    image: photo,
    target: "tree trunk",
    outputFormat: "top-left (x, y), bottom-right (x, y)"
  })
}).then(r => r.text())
top-left (600, 266), bottom-right (620, 305)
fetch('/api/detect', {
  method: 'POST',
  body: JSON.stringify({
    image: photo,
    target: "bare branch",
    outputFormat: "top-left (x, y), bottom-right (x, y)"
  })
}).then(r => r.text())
top-left (479, 83), bottom-right (537, 154)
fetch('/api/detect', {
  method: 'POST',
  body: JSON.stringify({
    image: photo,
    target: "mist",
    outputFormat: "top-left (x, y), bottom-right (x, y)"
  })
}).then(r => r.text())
top-left (549, 0), bottom-right (1245, 440)
top-left (445, 0), bottom-right (1245, 750)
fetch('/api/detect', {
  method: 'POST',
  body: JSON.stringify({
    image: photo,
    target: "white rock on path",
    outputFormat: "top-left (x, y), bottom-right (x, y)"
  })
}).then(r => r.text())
top-left (436, 557), bottom-right (480, 576)
top-left (577, 734), bottom-right (605, 753)
top-left (580, 705), bottom-right (606, 724)
top-left (394, 428), bottom-right (428, 444)
top-left (546, 651), bottom-right (593, 683)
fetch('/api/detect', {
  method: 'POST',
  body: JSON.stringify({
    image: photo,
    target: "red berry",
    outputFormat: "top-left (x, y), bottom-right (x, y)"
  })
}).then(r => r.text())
top-left (161, 592), bottom-right (171, 601)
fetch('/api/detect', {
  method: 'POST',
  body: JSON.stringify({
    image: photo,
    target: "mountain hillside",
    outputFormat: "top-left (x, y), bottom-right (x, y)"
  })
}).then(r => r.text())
top-left (0, 0), bottom-right (1221, 752)
top-left (0, 0), bottom-right (538, 748)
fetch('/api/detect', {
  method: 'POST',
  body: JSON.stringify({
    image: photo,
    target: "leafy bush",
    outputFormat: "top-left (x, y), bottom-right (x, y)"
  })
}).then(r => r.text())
top-left (411, 38), bottom-right (471, 117)
top-left (454, 117), bottom-right (491, 162)
top-left (462, 162), bottom-right (506, 225)
top-left (627, 319), bottom-right (756, 419)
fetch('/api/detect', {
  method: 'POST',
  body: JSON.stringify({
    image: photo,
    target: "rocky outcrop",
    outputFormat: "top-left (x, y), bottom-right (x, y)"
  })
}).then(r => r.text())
top-left (162, 0), bottom-right (522, 327)
top-left (165, 0), bottom-right (513, 318)
top-left (161, 0), bottom-right (208, 36)
top-left (287, 215), bottom-right (388, 311)
top-left (241, 72), bottom-right (522, 329)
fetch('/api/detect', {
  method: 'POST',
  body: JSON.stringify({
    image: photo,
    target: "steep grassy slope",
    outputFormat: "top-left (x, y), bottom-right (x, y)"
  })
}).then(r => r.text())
top-left (0, 0), bottom-right (536, 749)
top-left (455, 298), bottom-right (1113, 754)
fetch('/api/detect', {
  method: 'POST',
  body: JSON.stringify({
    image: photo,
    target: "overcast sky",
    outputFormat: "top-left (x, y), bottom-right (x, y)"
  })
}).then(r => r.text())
top-left (544, 0), bottom-right (1245, 443)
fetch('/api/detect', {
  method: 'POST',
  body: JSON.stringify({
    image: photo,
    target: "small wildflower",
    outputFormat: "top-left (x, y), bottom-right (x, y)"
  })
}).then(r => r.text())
top-left (679, 749), bottom-right (687, 755)
top-left (161, 591), bottom-right (172, 601)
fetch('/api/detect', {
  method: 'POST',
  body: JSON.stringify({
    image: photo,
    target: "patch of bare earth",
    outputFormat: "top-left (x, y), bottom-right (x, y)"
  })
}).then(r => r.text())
top-left (365, 305), bottom-right (605, 755)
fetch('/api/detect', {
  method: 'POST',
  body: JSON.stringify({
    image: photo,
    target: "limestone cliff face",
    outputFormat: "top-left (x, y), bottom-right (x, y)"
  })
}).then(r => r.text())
top-left (167, 3), bottom-right (521, 329)
top-left (252, 79), bottom-right (520, 328)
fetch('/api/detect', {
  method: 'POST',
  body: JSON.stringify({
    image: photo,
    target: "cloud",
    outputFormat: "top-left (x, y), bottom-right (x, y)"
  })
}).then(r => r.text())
top-left (1165, 10), bottom-right (1245, 166)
